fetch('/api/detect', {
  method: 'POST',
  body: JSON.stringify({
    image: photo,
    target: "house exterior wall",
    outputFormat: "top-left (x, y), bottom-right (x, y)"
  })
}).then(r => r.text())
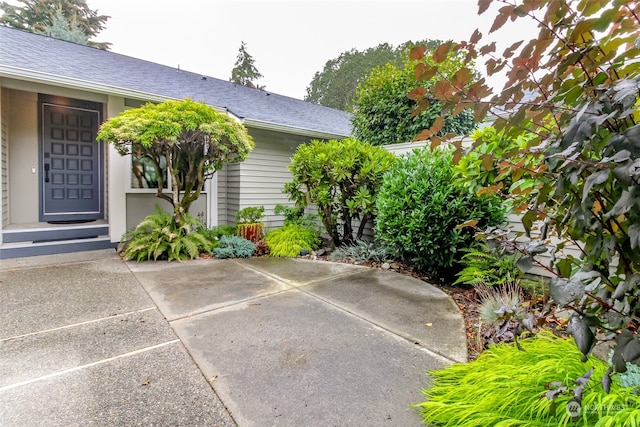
top-left (124, 193), bottom-right (208, 231)
top-left (216, 167), bottom-right (228, 225)
top-left (225, 129), bottom-right (310, 231)
top-left (7, 89), bottom-right (38, 223)
top-left (1, 87), bottom-right (8, 229)
top-left (225, 162), bottom-right (241, 225)
top-left (106, 95), bottom-right (127, 242)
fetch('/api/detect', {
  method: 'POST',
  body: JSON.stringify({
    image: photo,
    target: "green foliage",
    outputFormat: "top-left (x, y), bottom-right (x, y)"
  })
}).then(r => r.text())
top-left (264, 224), bottom-right (319, 258)
top-left (273, 203), bottom-right (319, 229)
top-left (0, 0), bottom-right (110, 49)
top-left (212, 235), bottom-right (255, 259)
top-left (284, 137), bottom-right (396, 246)
top-left (230, 41), bottom-right (264, 89)
top-left (97, 99), bottom-right (254, 227)
top-left (411, 0), bottom-right (640, 372)
top-left (198, 224), bottom-right (236, 245)
top-left (351, 50), bottom-right (476, 146)
top-left (35, 7), bottom-right (88, 45)
top-left (235, 206), bottom-right (265, 224)
top-left (304, 40), bottom-right (440, 112)
top-left (454, 244), bottom-right (523, 287)
top-left (414, 332), bottom-right (640, 426)
top-left (122, 207), bottom-right (212, 262)
top-left (375, 147), bottom-right (506, 282)
top-left (455, 126), bottom-right (542, 206)
top-left (330, 240), bottom-right (389, 264)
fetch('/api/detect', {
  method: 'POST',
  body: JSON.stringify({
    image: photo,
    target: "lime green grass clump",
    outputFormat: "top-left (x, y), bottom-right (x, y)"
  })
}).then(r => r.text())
top-left (415, 332), bottom-right (640, 426)
top-left (264, 224), bottom-right (319, 257)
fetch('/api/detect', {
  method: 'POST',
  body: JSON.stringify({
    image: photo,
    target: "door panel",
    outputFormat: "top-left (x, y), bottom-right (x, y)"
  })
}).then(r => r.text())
top-left (40, 100), bottom-right (104, 222)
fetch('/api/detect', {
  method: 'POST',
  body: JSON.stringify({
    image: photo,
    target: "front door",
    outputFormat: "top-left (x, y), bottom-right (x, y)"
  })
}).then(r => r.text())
top-left (39, 96), bottom-right (104, 223)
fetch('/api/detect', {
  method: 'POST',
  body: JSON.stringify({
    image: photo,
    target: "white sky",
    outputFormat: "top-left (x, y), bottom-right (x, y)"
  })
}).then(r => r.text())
top-left (8, 0), bottom-right (541, 100)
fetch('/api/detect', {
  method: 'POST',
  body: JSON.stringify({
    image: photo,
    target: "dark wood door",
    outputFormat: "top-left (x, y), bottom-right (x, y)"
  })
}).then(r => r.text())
top-left (40, 100), bottom-right (103, 223)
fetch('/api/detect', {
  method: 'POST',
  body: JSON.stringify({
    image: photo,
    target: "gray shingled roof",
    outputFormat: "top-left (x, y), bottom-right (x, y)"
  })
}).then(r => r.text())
top-left (0, 26), bottom-right (352, 137)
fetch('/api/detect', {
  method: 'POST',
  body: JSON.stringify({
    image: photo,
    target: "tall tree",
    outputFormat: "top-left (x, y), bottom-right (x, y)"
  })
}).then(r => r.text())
top-left (230, 41), bottom-right (264, 89)
top-left (305, 40), bottom-right (440, 112)
top-left (36, 6), bottom-right (88, 44)
top-left (0, 0), bottom-right (110, 49)
top-left (351, 50), bottom-right (476, 146)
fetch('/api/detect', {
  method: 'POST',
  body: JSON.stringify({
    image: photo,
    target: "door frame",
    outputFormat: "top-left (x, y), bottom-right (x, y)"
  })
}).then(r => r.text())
top-left (38, 94), bottom-right (105, 223)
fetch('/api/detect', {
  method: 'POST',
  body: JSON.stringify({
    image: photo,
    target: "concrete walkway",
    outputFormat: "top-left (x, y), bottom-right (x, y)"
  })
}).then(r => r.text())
top-left (0, 249), bottom-right (466, 426)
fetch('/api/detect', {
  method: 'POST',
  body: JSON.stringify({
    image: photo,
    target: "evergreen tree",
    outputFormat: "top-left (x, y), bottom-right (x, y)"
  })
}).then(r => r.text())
top-left (36, 6), bottom-right (88, 45)
top-left (230, 41), bottom-right (264, 89)
top-left (0, 0), bottom-right (110, 49)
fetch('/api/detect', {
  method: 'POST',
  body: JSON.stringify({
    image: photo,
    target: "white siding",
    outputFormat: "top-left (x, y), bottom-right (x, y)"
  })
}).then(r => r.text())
top-left (216, 166), bottom-right (228, 225)
top-left (226, 162), bottom-right (241, 224)
top-left (229, 129), bottom-right (311, 231)
top-left (1, 88), bottom-right (8, 228)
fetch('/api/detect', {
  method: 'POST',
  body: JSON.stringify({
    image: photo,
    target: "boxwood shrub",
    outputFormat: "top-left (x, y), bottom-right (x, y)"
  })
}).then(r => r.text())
top-left (375, 147), bottom-right (505, 282)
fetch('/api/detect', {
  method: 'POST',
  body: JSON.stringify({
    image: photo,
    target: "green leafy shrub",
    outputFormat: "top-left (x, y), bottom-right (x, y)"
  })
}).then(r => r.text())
top-left (199, 224), bottom-right (237, 246)
top-left (351, 52), bottom-right (476, 147)
top-left (212, 235), bottom-right (256, 259)
top-left (414, 332), bottom-right (640, 426)
top-left (122, 207), bottom-right (212, 262)
top-left (284, 137), bottom-right (396, 246)
top-left (273, 203), bottom-right (319, 229)
top-left (235, 206), bottom-right (265, 224)
top-left (454, 244), bottom-right (523, 287)
top-left (375, 147), bottom-right (505, 282)
top-left (264, 224), bottom-right (319, 258)
top-left (330, 240), bottom-right (389, 263)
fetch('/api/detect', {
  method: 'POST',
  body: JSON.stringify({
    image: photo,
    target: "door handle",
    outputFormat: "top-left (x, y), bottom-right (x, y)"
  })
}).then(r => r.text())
top-left (44, 163), bottom-right (50, 182)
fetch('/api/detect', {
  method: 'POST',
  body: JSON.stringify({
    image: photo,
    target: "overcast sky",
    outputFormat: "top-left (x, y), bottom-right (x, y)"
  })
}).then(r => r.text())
top-left (9, 0), bottom-right (540, 100)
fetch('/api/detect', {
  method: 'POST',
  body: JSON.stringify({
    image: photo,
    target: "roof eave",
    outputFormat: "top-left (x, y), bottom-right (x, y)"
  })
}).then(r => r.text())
top-left (0, 64), bottom-right (174, 103)
top-left (0, 65), bottom-right (231, 115)
top-left (0, 65), bottom-right (350, 138)
top-left (242, 118), bottom-right (350, 140)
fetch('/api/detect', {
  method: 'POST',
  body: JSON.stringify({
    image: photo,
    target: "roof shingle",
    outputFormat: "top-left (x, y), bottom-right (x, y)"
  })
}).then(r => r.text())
top-left (0, 26), bottom-right (352, 137)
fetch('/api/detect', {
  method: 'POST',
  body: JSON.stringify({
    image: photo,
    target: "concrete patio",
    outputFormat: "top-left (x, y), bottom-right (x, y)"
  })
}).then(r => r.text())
top-left (0, 249), bottom-right (466, 426)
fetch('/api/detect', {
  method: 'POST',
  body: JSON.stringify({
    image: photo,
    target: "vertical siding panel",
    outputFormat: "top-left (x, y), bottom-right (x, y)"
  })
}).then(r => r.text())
top-left (226, 162), bottom-right (241, 224)
top-left (1, 88), bottom-right (8, 228)
top-left (216, 166), bottom-right (228, 225)
top-left (236, 129), bottom-right (310, 231)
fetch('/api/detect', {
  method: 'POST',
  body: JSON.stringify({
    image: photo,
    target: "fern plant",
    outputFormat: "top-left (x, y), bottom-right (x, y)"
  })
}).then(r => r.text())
top-left (122, 207), bottom-right (213, 262)
top-left (414, 332), bottom-right (640, 426)
top-left (454, 244), bottom-right (523, 287)
top-left (212, 235), bottom-right (255, 259)
top-left (264, 224), bottom-right (319, 257)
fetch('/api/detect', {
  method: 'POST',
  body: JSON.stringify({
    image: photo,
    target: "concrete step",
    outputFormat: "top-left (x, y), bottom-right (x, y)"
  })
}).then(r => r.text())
top-left (3, 224), bottom-right (109, 244)
top-left (0, 237), bottom-right (116, 259)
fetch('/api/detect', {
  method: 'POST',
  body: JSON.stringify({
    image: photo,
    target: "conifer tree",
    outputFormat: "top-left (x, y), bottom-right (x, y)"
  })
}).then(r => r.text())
top-left (230, 41), bottom-right (264, 89)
